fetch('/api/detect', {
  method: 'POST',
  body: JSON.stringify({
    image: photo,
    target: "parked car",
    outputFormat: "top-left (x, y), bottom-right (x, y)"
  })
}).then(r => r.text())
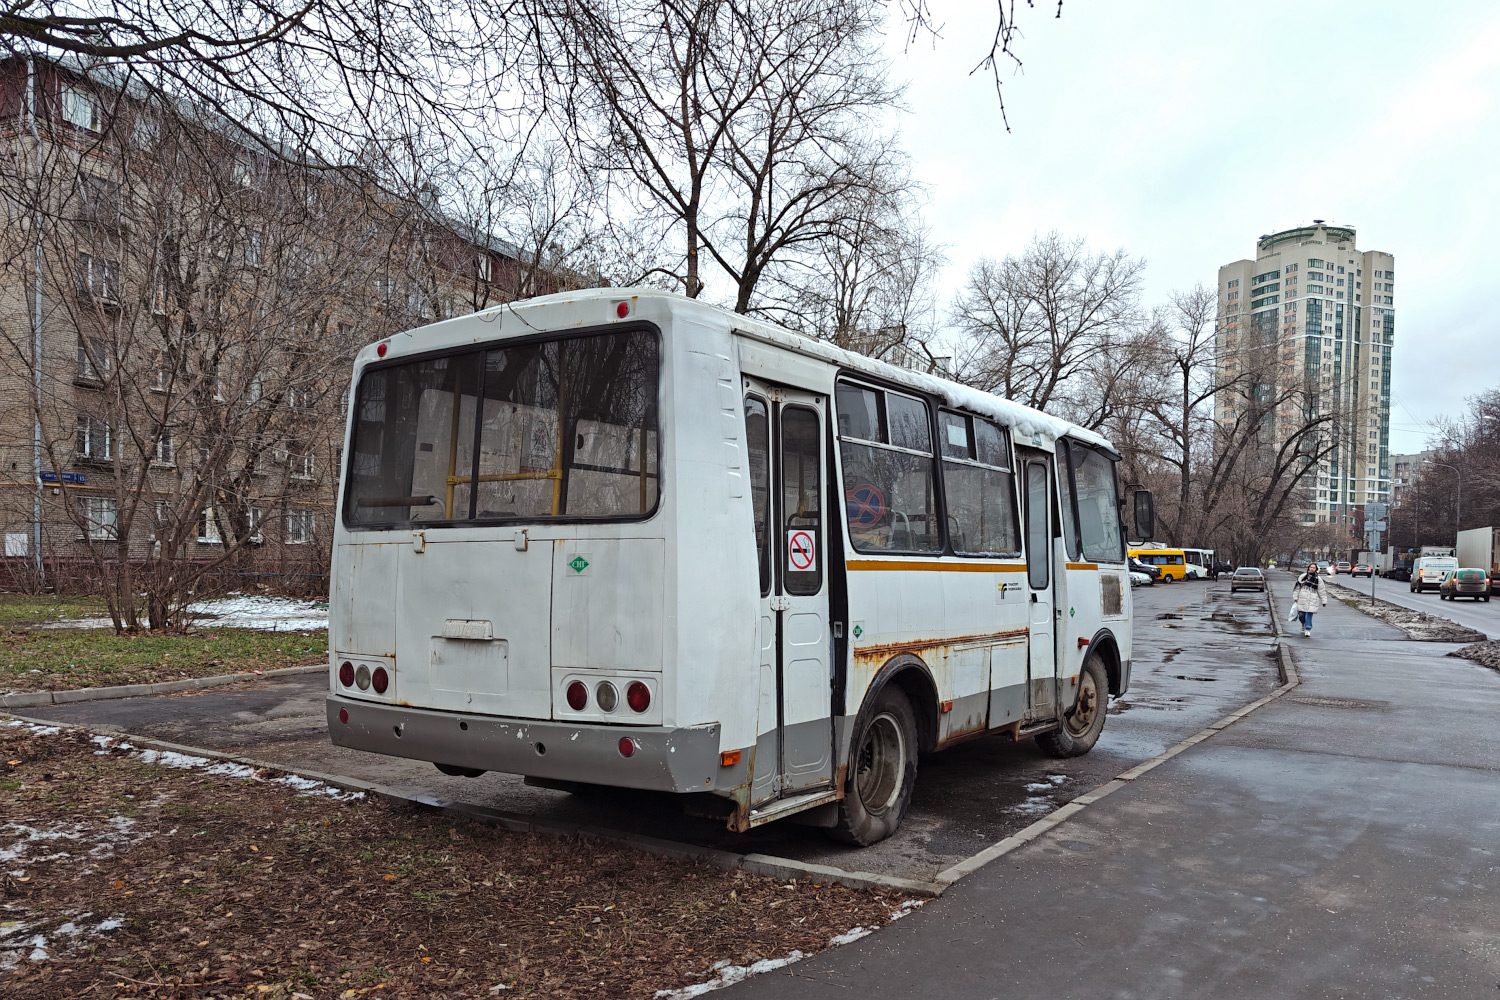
top-left (1439, 568), bottom-right (1491, 602)
top-left (1208, 560), bottom-right (1235, 580)
top-left (1129, 557), bottom-right (1161, 583)
top-left (1333, 561), bottom-right (1352, 575)
top-left (1129, 570), bottom-right (1154, 588)
top-left (1351, 563), bottom-right (1374, 577)
top-left (1229, 566), bottom-right (1266, 592)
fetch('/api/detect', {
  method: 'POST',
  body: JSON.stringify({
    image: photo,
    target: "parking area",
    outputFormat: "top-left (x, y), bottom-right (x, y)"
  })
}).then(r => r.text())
top-left (21, 581), bottom-right (1279, 885)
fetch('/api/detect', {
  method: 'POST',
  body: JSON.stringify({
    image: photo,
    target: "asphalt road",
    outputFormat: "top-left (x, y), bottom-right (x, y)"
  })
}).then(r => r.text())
top-left (1327, 570), bottom-right (1497, 638)
top-left (21, 579), bottom-right (1279, 884)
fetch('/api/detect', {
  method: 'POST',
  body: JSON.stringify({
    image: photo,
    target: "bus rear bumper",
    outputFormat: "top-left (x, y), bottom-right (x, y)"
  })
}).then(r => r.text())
top-left (327, 696), bottom-right (723, 794)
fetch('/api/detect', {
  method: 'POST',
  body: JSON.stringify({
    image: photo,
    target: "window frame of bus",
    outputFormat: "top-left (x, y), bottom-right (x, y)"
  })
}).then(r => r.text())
top-left (936, 408), bottom-right (1021, 557)
top-left (834, 377), bottom-right (944, 555)
top-left (340, 323), bottom-right (663, 530)
top-left (1060, 437), bottom-right (1127, 565)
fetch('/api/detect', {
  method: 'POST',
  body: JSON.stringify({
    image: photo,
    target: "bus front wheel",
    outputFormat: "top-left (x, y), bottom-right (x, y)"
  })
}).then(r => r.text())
top-left (1037, 653), bottom-right (1108, 758)
top-left (831, 685), bottom-right (919, 846)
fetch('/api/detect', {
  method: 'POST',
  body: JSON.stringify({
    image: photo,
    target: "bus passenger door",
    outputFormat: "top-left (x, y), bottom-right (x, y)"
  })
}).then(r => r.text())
top-left (1019, 451), bottom-right (1058, 721)
top-left (745, 379), bottom-right (834, 800)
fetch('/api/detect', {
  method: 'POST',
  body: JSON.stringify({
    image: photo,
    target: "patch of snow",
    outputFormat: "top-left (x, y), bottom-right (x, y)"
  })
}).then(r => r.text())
top-left (2, 912), bottom-right (124, 970)
top-left (2, 721), bottom-right (59, 737)
top-left (827, 926), bottom-right (872, 946)
top-left (38, 594), bottom-right (328, 631)
top-left (138, 749), bottom-right (210, 769)
top-left (889, 899), bottom-right (925, 920)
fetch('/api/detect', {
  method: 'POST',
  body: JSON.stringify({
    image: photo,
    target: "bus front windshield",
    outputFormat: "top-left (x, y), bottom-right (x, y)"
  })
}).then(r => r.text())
top-left (343, 328), bottom-right (659, 527)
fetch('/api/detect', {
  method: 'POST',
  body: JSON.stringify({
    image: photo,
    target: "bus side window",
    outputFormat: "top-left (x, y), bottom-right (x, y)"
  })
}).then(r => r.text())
top-left (1057, 439), bottom-right (1081, 561)
top-left (781, 405), bottom-right (822, 596)
top-left (745, 396), bottom-right (772, 597)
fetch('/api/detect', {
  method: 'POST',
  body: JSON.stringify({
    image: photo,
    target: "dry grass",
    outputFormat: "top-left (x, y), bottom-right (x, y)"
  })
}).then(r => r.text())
top-left (2, 724), bottom-right (905, 999)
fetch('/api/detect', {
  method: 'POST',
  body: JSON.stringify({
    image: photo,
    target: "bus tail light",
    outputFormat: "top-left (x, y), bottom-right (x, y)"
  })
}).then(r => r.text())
top-left (566, 681), bottom-right (589, 711)
top-left (595, 681), bottom-right (618, 713)
top-left (371, 666), bottom-right (390, 694)
top-left (618, 737), bottom-right (636, 758)
top-left (338, 661), bottom-right (354, 686)
top-left (626, 681), bottom-right (650, 713)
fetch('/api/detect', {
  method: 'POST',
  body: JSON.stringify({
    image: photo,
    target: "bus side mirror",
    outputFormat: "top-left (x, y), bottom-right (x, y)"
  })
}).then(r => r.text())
top-left (1133, 491), bottom-right (1155, 541)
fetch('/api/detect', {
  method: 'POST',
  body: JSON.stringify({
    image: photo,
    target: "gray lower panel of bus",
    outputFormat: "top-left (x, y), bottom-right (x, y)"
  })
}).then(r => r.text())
top-left (327, 696), bottom-right (722, 794)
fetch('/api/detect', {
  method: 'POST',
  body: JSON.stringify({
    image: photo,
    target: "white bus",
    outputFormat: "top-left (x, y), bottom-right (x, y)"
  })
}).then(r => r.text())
top-left (327, 290), bottom-right (1153, 844)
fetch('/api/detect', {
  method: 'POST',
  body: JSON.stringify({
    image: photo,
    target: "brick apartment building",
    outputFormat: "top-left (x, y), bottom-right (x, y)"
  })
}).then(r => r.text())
top-left (0, 54), bottom-right (585, 596)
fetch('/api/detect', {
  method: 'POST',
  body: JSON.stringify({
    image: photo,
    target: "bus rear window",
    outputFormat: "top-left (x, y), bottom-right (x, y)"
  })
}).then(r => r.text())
top-left (344, 328), bottom-right (659, 527)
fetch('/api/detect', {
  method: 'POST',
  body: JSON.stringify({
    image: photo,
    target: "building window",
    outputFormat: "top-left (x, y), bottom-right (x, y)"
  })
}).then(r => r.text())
top-left (244, 232), bottom-right (263, 267)
top-left (476, 254), bottom-right (492, 281)
top-left (289, 442), bottom-right (315, 480)
top-left (76, 414), bottom-right (111, 460)
top-left (75, 253), bottom-right (121, 303)
top-left (76, 337), bottom-right (110, 382)
top-left (61, 85), bottom-right (101, 131)
top-left (153, 428), bottom-right (175, 465)
top-left (198, 507), bottom-right (223, 544)
top-left (78, 496), bottom-right (117, 539)
top-left (287, 385), bottom-right (315, 411)
top-left (285, 509), bottom-right (315, 545)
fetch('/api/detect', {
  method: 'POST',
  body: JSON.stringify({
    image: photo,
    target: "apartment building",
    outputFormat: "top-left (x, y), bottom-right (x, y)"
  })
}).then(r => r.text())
top-left (0, 55), bottom-right (585, 592)
top-left (1216, 222), bottom-right (1395, 526)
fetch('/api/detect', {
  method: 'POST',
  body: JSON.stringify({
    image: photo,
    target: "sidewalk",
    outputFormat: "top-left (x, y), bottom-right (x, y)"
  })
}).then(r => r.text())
top-left (731, 579), bottom-right (1500, 998)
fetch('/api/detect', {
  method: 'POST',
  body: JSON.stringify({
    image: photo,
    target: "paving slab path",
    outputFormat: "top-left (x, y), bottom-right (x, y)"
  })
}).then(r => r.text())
top-left (730, 577), bottom-right (1500, 998)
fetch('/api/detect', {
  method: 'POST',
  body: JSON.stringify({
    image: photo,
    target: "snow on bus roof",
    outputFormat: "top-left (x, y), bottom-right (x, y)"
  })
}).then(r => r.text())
top-left (474, 287), bottom-right (1114, 452)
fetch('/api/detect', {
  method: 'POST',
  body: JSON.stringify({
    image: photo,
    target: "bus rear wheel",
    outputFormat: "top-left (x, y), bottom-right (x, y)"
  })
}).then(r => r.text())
top-left (1037, 653), bottom-right (1108, 758)
top-left (830, 685), bottom-right (918, 846)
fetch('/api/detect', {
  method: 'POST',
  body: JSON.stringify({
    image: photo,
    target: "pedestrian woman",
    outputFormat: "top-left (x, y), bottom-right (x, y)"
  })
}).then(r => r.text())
top-left (1292, 562), bottom-right (1329, 637)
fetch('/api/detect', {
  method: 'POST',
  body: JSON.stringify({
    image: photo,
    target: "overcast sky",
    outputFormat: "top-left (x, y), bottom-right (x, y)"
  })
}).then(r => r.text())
top-left (886, 0), bottom-right (1499, 454)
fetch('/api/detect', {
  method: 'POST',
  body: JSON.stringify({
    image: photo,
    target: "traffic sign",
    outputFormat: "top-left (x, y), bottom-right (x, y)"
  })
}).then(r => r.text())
top-left (1369, 530), bottom-right (1382, 551)
top-left (1366, 502), bottom-right (1388, 519)
top-left (1365, 520), bottom-right (1387, 531)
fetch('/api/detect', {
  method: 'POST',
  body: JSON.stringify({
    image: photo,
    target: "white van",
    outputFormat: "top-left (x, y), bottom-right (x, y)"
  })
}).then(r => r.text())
top-left (1411, 555), bottom-right (1458, 593)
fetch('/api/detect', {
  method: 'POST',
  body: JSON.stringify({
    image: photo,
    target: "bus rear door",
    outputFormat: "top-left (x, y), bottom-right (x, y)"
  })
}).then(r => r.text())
top-left (745, 379), bottom-right (834, 801)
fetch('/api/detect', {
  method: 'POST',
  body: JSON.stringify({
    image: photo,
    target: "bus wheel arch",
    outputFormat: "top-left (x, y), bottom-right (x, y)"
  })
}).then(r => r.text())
top-left (1089, 630), bottom-right (1124, 697)
top-left (832, 655), bottom-right (929, 846)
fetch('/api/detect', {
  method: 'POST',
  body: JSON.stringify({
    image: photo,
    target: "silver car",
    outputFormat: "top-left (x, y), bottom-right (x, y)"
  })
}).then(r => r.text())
top-left (1229, 566), bottom-right (1265, 592)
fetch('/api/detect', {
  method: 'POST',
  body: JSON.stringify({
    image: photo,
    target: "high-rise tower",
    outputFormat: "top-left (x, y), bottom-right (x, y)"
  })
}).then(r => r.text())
top-left (1216, 222), bottom-right (1395, 527)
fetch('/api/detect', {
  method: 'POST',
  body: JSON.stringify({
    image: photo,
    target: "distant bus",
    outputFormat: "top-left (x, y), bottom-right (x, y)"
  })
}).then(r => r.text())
top-left (326, 289), bottom-right (1154, 845)
top-left (1130, 547), bottom-right (1188, 582)
top-left (1183, 548), bottom-right (1215, 579)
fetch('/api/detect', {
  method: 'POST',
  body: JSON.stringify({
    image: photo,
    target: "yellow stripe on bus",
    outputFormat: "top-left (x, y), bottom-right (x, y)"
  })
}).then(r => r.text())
top-left (1065, 563), bottom-right (1099, 571)
top-left (846, 560), bottom-right (1027, 573)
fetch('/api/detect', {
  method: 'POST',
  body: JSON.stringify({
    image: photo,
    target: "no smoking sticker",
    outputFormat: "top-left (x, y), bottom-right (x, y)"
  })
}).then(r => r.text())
top-left (788, 530), bottom-right (816, 571)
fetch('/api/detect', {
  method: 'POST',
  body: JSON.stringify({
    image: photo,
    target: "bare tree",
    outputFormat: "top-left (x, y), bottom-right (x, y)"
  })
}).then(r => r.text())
top-left (754, 156), bottom-right (944, 359)
top-left (562, 0), bottom-right (903, 310)
top-left (950, 232), bottom-right (1145, 412)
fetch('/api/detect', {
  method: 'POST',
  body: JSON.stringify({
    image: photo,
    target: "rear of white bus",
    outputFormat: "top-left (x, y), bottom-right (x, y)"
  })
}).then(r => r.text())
top-left (324, 295), bottom-right (747, 799)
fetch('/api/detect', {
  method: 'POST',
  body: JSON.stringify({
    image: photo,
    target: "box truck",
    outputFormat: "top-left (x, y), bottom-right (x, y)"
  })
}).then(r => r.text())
top-left (1456, 527), bottom-right (1499, 593)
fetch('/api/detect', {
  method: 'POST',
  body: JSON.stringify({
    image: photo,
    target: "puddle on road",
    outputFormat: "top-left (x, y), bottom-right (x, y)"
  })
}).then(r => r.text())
top-left (1173, 675), bottom-right (1218, 682)
top-left (1161, 648), bottom-right (1183, 663)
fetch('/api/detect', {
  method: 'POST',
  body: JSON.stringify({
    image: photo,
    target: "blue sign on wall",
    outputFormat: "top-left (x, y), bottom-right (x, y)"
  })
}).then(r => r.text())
top-left (39, 472), bottom-right (87, 485)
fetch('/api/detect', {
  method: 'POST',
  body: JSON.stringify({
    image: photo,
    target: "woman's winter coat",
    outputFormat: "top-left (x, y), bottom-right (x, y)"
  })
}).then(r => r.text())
top-left (1292, 573), bottom-right (1328, 613)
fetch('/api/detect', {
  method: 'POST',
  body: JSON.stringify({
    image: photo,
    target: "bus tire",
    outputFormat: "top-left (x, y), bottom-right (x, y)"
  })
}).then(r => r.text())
top-left (830, 685), bottom-right (919, 846)
top-left (1037, 653), bottom-right (1108, 759)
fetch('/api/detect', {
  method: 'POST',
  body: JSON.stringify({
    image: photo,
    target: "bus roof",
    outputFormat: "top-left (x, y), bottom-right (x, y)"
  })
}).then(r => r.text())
top-left (395, 287), bottom-right (1117, 455)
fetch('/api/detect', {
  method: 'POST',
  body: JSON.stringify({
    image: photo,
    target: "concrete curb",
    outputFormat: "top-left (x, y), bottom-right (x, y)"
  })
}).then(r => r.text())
top-left (0, 716), bottom-right (945, 898)
top-left (1, 664), bottom-right (324, 709)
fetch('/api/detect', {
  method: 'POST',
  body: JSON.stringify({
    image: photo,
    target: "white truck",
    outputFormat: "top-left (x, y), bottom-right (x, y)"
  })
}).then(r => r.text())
top-left (1456, 527), bottom-right (1499, 593)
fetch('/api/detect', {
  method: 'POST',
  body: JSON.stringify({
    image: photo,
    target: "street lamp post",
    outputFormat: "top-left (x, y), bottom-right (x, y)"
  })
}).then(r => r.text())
top-left (1422, 460), bottom-right (1462, 544)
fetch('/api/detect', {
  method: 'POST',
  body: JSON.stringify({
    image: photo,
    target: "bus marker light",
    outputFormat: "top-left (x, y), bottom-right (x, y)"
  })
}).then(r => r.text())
top-left (1077, 637), bottom-right (1091, 647)
top-left (338, 708), bottom-right (348, 724)
top-left (618, 737), bottom-right (636, 758)
top-left (355, 664), bottom-right (371, 690)
top-left (339, 661), bottom-right (354, 686)
top-left (372, 666), bottom-right (390, 694)
top-left (616, 301), bottom-right (629, 318)
top-left (626, 681), bottom-right (650, 713)
top-left (567, 681), bottom-right (589, 711)
top-left (720, 750), bottom-right (741, 767)
top-left (377, 342), bottom-right (388, 357)
top-left (941, 700), bottom-right (953, 714)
